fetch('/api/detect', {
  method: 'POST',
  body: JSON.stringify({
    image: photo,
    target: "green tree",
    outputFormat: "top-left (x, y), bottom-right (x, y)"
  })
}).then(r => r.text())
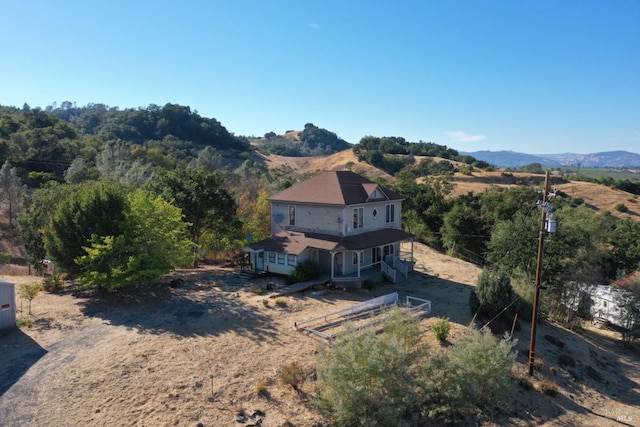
top-left (479, 186), bottom-right (538, 227)
top-left (43, 183), bottom-right (129, 277)
top-left (546, 205), bottom-right (616, 285)
top-left (18, 183), bottom-right (77, 272)
top-left (393, 169), bottom-right (453, 249)
top-left (469, 269), bottom-right (515, 318)
top-left (18, 282), bottom-right (41, 315)
top-left (151, 167), bottom-right (240, 266)
top-left (487, 211), bottom-right (539, 275)
top-left (76, 190), bottom-right (192, 290)
top-left (0, 161), bottom-right (26, 225)
top-left (441, 200), bottom-right (488, 263)
top-left (611, 218), bottom-right (640, 275)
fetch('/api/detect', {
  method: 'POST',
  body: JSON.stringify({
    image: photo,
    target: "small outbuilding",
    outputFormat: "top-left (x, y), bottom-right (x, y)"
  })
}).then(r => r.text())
top-left (0, 280), bottom-right (16, 329)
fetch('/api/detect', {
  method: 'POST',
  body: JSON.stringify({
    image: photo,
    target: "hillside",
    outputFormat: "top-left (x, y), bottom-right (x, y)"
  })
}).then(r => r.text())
top-left (251, 149), bottom-right (394, 181)
top-left (251, 149), bottom-right (640, 220)
top-left (450, 170), bottom-right (640, 219)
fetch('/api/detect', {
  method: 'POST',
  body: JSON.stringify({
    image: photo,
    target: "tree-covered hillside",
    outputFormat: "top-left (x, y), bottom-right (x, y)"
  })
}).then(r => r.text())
top-left (0, 103), bottom-right (251, 183)
top-left (257, 122), bottom-right (351, 156)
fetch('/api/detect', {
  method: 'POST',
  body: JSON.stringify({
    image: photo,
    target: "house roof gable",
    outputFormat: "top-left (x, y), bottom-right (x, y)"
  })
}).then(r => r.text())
top-left (268, 170), bottom-right (404, 205)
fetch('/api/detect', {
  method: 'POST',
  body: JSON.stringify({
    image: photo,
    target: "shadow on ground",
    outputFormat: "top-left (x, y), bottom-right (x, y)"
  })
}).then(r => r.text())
top-left (77, 281), bottom-right (277, 340)
top-left (0, 328), bottom-right (47, 396)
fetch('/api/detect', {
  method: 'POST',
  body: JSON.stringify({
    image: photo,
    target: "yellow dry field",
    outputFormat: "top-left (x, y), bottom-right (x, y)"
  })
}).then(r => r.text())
top-left (451, 171), bottom-right (640, 220)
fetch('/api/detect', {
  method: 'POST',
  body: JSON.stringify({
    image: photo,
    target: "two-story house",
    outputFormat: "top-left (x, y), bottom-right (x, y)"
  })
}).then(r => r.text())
top-left (244, 170), bottom-right (415, 283)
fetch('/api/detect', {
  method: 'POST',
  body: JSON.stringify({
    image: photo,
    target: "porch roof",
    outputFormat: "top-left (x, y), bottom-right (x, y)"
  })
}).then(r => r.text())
top-left (246, 228), bottom-right (414, 255)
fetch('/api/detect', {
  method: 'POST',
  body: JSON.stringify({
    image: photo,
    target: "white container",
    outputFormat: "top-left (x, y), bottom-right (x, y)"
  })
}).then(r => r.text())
top-left (0, 280), bottom-right (16, 329)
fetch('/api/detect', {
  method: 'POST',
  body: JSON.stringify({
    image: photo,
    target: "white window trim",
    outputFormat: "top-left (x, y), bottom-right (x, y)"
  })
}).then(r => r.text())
top-left (353, 207), bottom-right (364, 229)
top-left (386, 203), bottom-right (395, 223)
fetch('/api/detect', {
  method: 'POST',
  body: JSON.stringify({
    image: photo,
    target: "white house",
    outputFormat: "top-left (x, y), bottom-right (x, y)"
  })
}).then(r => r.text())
top-left (563, 273), bottom-right (640, 330)
top-left (244, 170), bottom-right (415, 283)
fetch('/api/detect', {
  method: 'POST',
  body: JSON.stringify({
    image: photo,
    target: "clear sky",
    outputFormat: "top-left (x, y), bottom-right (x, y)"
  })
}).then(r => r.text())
top-left (1, 1), bottom-right (638, 154)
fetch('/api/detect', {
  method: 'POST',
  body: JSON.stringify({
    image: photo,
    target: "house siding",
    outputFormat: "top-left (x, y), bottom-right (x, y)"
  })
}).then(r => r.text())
top-left (272, 201), bottom-right (402, 237)
top-left (271, 202), bottom-right (344, 235)
top-left (344, 201), bottom-right (401, 235)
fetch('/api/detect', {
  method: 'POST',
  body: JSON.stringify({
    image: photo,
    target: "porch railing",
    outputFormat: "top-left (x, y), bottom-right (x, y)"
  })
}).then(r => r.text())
top-left (381, 261), bottom-right (397, 283)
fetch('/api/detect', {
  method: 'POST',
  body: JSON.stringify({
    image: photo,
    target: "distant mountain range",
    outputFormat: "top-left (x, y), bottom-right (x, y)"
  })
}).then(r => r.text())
top-left (461, 150), bottom-right (640, 168)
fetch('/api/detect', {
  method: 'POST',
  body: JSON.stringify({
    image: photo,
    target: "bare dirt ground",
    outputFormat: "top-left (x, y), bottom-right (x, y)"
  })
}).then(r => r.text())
top-left (1, 243), bottom-right (639, 427)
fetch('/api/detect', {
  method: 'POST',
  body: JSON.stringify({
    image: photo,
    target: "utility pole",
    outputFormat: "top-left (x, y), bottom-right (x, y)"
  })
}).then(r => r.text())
top-left (528, 172), bottom-right (550, 376)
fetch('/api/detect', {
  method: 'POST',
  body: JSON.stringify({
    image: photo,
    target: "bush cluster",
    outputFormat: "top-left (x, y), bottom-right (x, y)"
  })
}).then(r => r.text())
top-left (287, 259), bottom-right (321, 285)
top-left (315, 309), bottom-right (517, 425)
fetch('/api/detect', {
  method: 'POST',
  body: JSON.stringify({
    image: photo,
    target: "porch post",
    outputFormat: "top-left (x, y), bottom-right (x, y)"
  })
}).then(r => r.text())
top-left (330, 251), bottom-right (335, 279)
top-left (411, 239), bottom-right (414, 265)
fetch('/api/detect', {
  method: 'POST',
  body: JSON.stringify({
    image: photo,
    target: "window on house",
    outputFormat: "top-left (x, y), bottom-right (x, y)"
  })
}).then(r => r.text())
top-left (287, 254), bottom-right (297, 266)
top-left (386, 204), bottom-right (395, 223)
top-left (277, 253), bottom-right (285, 264)
top-left (289, 205), bottom-right (296, 226)
top-left (352, 252), bottom-right (358, 265)
top-left (353, 207), bottom-right (364, 229)
top-left (268, 252), bottom-right (276, 263)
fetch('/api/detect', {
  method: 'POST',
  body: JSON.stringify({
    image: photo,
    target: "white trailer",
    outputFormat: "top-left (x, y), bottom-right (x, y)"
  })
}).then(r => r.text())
top-left (0, 280), bottom-right (16, 329)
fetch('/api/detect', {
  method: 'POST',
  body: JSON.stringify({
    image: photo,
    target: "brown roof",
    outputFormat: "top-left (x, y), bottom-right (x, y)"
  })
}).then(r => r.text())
top-left (611, 271), bottom-right (640, 291)
top-left (268, 170), bottom-right (405, 205)
top-left (247, 228), bottom-right (414, 254)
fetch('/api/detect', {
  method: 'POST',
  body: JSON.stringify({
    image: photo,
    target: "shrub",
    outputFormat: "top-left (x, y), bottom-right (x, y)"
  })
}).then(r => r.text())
top-left (431, 317), bottom-right (451, 342)
top-left (278, 361), bottom-right (308, 390)
top-left (250, 284), bottom-right (265, 295)
top-left (448, 329), bottom-right (517, 413)
top-left (470, 269), bottom-right (515, 319)
top-left (274, 298), bottom-right (287, 308)
top-left (316, 309), bottom-right (517, 425)
top-left (316, 325), bottom-right (413, 426)
top-left (255, 378), bottom-right (270, 397)
top-left (537, 380), bottom-right (558, 397)
top-left (515, 373), bottom-right (534, 391)
top-left (511, 270), bottom-right (534, 320)
top-left (287, 259), bottom-right (321, 285)
top-left (615, 203), bottom-right (629, 213)
top-left (415, 328), bottom-right (516, 422)
top-left (43, 274), bottom-right (63, 293)
top-left (18, 282), bottom-right (41, 315)
top-left (16, 318), bottom-right (33, 328)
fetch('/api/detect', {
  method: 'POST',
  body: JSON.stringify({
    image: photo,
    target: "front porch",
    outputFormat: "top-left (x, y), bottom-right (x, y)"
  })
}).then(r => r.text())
top-left (244, 228), bottom-right (415, 285)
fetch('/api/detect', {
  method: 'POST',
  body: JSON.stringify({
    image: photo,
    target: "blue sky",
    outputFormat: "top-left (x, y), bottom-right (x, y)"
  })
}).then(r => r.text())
top-left (1, 1), bottom-right (638, 154)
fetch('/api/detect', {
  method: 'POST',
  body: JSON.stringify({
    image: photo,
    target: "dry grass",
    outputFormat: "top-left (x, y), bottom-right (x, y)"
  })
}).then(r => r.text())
top-left (449, 170), bottom-right (640, 220)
